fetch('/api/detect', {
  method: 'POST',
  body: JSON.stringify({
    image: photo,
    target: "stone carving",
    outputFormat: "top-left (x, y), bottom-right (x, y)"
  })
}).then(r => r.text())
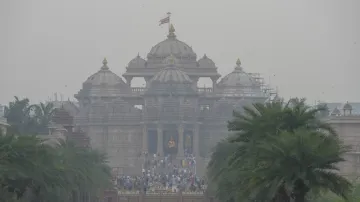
top-left (74, 25), bottom-right (271, 176)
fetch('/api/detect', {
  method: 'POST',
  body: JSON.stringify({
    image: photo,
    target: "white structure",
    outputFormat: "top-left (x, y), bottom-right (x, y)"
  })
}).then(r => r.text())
top-left (321, 102), bottom-right (360, 178)
top-left (0, 105), bottom-right (9, 134)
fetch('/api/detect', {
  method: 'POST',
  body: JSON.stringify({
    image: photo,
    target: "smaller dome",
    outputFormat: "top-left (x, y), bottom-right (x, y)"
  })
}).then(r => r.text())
top-left (52, 107), bottom-right (74, 126)
top-left (330, 107), bottom-right (341, 116)
top-left (78, 58), bottom-right (131, 98)
top-left (84, 58), bottom-right (126, 86)
top-left (218, 59), bottom-right (257, 87)
top-left (343, 102), bottom-right (352, 110)
top-left (151, 63), bottom-right (192, 84)
top-left (197, 54), bottom-right (216, 68)
top-left (127, 54), bottom-right (146, 69)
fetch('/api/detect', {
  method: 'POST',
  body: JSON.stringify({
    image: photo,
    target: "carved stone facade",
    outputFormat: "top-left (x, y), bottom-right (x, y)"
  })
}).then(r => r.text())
top-left (324, 102), bottom-right (360, 178)
top-left (73, 25), bottom-right (274, 176)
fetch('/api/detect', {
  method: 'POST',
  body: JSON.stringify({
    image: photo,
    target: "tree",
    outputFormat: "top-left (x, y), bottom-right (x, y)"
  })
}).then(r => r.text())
top-left (29, 102), bottom-right (55, 133)
top-left (228, 98), bottom-right (336, 144)
top-left (208, 98), bottom-right (351, 202)
top-left (312, 183), bottom-right (360, 202)
top-left (0, 133), bottom-right (111, 202)
top-left (4, 97), bottom-right (56, 135)
top-left (239, 129), bottom-right (351, 202)
top-left (207, 140), bottom-right (239, 202)
top-left (4, 96), bottom-right (37, 135)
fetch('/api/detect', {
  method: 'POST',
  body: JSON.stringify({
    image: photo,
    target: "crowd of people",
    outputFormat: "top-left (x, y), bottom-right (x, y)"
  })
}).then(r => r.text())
top-left (114, 152), bottom-right (207, 193)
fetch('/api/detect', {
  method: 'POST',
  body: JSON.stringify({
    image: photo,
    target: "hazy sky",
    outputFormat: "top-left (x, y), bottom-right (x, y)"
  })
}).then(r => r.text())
top-left (1, 0), bottom-right (359, 104)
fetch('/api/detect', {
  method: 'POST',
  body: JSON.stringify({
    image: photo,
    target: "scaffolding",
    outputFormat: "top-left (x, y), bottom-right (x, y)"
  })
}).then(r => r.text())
top-left (248, 72), bottom-right (277, 99)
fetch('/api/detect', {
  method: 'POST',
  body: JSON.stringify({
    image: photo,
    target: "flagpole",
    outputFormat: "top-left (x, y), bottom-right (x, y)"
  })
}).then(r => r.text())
top-left (167, 12), bottom-right (171, 30)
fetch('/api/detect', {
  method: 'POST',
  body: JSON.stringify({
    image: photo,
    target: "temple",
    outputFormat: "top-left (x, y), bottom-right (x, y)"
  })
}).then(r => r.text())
top-left (72, 24), bottom-right (275, 175)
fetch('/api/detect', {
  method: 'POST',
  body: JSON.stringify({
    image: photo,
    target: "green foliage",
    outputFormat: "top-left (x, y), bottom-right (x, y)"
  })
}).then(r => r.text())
top-left (207, 98), bottom-right (352, 202)
top-left (4, 96), bottom-right (56, 135)
top-left (0, 134), bottom-right (111, 202)
top-left (4, 96), bottom-right (36, 135)
top-left (207, 140), bottom-right (239, 202)
top-left (29, 102), bottom-right (56, 133)
top-left (311, 183), bottom-right (360, 202)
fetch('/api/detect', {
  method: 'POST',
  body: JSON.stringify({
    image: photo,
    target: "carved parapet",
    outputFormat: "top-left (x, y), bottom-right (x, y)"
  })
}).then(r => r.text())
top-left (131, 87), bottom-right (146, 95)
top-left (197, 87), bottom-right (213, 94)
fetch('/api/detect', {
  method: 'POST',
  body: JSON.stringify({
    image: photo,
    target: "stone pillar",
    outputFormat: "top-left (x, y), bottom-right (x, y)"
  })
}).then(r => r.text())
top-left (211, 77), bottom-right (217, 92)
top-left (193, 77), bottom-right (199, 90)
top-left (194, 123), bottom-right (200, 157)
top-left (142, 125), bottom-right (148, 152)
top-left (125, 77), bottom-right (133, 87)
top-left (144, 76), bottom-right (151, 87)
top-left (178, 125), bottom-right (184, 156)
top-left (157, 124), bottom-right (163, 156)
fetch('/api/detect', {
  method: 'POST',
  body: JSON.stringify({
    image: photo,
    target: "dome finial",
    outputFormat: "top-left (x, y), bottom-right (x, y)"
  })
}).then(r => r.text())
top-left (236, 58), bottom-right (241, 66)
top-left (169, 24), bottom-right (175, 33)
top-left (101, 57), bottom-right (109, 70)
top-left (167, 24), bottom-right (176, 38)
top-left (234, 58), bottom-right (243, 71)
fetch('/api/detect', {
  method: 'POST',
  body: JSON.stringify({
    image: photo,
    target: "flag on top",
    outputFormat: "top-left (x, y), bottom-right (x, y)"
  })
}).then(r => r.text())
top-left (159, 12), bottom-right (171, 26)
top-left (159, 16), bottom-right (170, 26)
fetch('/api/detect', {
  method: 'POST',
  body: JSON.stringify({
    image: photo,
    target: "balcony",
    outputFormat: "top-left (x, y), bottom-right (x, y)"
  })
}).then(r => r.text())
top-left (130, 87), bottom-right (214, 96)
top-left (197, 87), bottom-right (213, 93)
top-left (131, 87), bottom-right (146, 95)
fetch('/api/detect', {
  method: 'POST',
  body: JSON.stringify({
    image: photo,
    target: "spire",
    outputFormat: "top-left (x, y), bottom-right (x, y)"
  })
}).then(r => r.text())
top-left (234, 58), bottom-right (242, 71)
top-left (101, 58), bottom-right (109, 70)
top-left (203, 54), bottom-right (208, 59)
top-left (236, 58), bottom-right (241, 66)
top-left (167, 24), bottom-right (176, 39)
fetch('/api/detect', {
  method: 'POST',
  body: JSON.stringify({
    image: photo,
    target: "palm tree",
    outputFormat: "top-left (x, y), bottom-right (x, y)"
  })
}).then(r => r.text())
top-left (4, 96), bottom-right (35, 135)
top-left (239, 129), bottom-right (351, 202)
top-left (0, 133), bottom-right (111, 202)
top-left (0, 134), bottom-right (55, 200)
top-left (29, 102), bottom-right (56, 133)
top-left (228, 98), bottom-right (336, 177)
top-left (312, 183), bottom-right (360, 202)
top-left (207, 140), bottom-right (239, 202)
top-left (52, 140), bottom-right (111, 202)
top-left (209, 98), bottom-right (350, 202)
top-left (228, 98), bottom-right (336, 144)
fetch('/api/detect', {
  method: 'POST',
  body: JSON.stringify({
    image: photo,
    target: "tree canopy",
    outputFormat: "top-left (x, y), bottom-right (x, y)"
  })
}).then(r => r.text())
top-left (208, 98), bottom-right (352, 202)
top-left (0, 132), bottom-right (111, 202)
top-left (4, 96), bottom-right (55, 135)
top-left (1, 96), bottom-right (111, 202)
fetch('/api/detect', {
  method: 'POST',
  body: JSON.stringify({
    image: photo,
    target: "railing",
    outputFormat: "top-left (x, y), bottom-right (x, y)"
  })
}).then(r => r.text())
top-left (197, 87), bottom-right (213, 93)
top-left (131, 87), bottom-right (215, 95)
top-left (131, 87), bottom-right (146, 95)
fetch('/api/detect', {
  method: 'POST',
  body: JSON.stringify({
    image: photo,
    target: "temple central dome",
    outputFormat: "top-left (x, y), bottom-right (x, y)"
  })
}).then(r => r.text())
top-left (145, 55), bottom-right (196, 96)
top-left (151, 55), bottom-right (192, 84)
top-left (147, 24), bottom-right (197, 60)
